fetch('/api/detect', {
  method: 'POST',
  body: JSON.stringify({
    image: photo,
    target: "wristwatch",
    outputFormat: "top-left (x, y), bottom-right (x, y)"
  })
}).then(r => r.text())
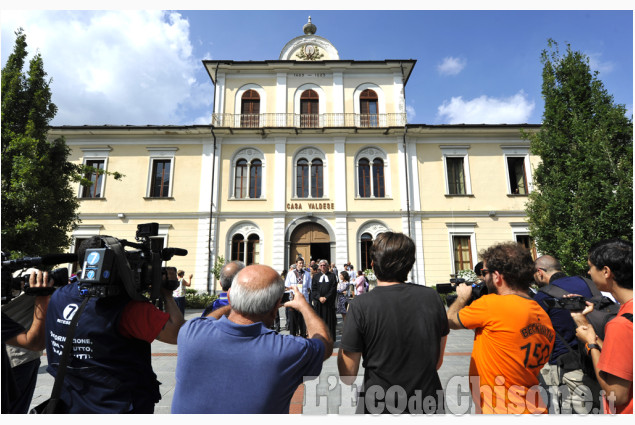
top-left (585, 343), bottom-right (601, 355)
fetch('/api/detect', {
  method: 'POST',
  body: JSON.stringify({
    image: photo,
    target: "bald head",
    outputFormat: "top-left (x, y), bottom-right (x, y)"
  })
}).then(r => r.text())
top-left (534, 255), bottom-right (562, 286)
top-left (535, 255), bottom-right (562, 273)
top-left (229, 265), bottom-right (284, 317)
top-left (219, 260), bottom-right (245, 291)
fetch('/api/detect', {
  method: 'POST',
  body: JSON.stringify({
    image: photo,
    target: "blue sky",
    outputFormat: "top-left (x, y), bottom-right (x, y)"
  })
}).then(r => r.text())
top-left (1, 7), bottom-right (632, 126)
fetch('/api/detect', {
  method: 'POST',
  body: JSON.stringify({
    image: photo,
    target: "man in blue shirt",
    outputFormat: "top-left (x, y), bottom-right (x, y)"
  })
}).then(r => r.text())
top-left (533, 255), bottom-right (601, 414)
top-left (172, 264), bottom-right (333, 413)
top-left (201, 260), bottom-right (244, 317)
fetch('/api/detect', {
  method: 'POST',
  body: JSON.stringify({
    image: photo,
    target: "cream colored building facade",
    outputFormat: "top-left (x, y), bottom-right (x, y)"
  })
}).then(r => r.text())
top-left (52, 18), bottom-right (539, 292)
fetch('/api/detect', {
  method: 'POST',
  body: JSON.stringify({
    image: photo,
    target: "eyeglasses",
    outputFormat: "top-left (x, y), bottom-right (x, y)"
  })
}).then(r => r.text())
top-left (319, 264), bottom-right (328, 267)
top-left (481, 268), bottom-right (491, 276)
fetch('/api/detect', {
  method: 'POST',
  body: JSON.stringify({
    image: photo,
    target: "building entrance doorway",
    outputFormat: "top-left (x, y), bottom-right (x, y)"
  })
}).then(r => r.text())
top-left (289, 222), bottom-right (331, 265)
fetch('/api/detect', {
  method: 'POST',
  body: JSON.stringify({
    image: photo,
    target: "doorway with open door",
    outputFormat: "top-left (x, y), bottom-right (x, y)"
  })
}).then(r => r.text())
top-left (289, 222), bottom-right (331, 266)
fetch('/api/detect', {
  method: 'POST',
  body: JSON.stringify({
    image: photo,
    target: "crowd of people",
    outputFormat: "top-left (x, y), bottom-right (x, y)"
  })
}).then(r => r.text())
top-left (1, 233), bottom-right (632, 415)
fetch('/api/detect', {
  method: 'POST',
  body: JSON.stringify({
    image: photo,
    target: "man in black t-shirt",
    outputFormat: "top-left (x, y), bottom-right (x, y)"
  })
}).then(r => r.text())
top-left (338, 232), bottom-right (449, 414)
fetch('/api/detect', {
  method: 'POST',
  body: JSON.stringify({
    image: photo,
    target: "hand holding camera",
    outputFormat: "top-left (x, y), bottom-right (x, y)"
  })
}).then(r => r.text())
top-left (456, 282), bottom-right (473, 302)
top-left (282, 285), bottom-right (307, 311)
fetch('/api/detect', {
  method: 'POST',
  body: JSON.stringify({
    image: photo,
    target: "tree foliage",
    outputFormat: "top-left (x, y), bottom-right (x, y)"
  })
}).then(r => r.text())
top-left (524, 39), bottom-right (633, 276)
top-left (2, 29), bottom-right (81, 258)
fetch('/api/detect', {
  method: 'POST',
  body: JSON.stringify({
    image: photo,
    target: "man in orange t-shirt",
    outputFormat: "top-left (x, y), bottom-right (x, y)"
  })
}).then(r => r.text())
top-left (571, 238), bottom-right (632, 414)
top-left (447, 242), bottom-right (555, 414)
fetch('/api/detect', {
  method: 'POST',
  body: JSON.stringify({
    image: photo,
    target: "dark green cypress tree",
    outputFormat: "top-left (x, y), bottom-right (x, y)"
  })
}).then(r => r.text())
top-left (525, 39), bottom-right (633, 275)
top-left (1, 28), bottom-right (79, 258)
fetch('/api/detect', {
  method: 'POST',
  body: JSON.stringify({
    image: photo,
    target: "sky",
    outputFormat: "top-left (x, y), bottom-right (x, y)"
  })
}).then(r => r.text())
top-left (1, 5), bottom-right (633, 127)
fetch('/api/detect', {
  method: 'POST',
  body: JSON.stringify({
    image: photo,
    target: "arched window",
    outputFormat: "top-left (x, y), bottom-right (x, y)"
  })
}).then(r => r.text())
top-left (230, 233), bottom-right (260, 265)
top-left (358, 158), bottom-right (371, 198)
top-left (249, 159), bottom-right (262, 198)
top-left (241, 89), bottom-right (260, 128)
top-left (294, 148), bottom-right (326, 199)
top-left (231, 234), bottom-right (245, 261)
top-left (246, 234), bottom-right (260, 265)
top-left (360, 89), bottom-right (378, 127)
top-left (231, 148), bottom-right (265, 199)
top-left (296, 158), bottom-right (309, 198)
top-left (311, 159), bottom-right (323, 198)
top-left (372, 158), bottom-right (385, 198)
top-left (234, 159), bottom-right (248, 198)
top-left (300, 89), bottom-right (319, 128)
top-left (360, 233), bottom-right (373, 272)
top-left (356, 147), bottom-right (388, 198)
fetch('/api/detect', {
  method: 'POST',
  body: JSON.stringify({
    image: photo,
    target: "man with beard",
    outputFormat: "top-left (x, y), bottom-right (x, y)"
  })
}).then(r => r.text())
top-left (311, 260), bottom-right (337, 339)
top-left (447, 242), bottom-right (555, 414)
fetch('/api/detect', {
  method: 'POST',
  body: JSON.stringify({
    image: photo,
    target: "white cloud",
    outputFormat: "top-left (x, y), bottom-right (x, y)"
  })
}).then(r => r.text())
top-left (586, 51), bottom-right (615, 75)
top-left (437, 56), bottom-right (466, 76)
top-left (1, 10), bottom-right (209, 125)
top-left (436, 91), bottom-right (535, 124)
top-left (406, 104), bottom-right (416, 122)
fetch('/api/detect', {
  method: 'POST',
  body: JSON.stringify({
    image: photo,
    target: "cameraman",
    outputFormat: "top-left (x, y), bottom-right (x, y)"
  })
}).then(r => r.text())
top-left (2, 270), bottom-right (53, 413)
top-left (44, 236), bottom-right (185, 413)
top-left (447, 242), bottom-right (555, 414)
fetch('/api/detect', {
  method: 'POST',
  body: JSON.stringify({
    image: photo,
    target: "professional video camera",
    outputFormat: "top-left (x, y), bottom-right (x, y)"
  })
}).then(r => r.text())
top-left (78, 222), bottom-right (187, 302)
top-left (2, 252), bottom-right (77, 304)
top-left (436, 275), bottom-right (488, 307)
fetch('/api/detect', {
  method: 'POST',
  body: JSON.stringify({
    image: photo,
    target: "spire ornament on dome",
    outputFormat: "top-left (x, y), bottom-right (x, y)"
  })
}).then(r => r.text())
top-left (303, 16), bottom-right (316, 35)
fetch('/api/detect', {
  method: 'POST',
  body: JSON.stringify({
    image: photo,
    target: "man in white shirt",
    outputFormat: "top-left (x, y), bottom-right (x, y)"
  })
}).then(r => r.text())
top-left (284, 258), bottom-right (311, 337)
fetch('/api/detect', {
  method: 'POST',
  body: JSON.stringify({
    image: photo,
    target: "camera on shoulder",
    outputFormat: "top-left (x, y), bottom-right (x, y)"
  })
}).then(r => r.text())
top-left (435, 275), bottom-right (488, 307)
top-left (78, 223), bottom-right (187, 302)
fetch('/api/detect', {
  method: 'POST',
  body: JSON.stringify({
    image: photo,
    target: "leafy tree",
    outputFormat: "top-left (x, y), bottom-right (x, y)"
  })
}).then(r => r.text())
top-left (1, 29), bottom-right (121, 258)
top-left (524, 39), bottom-right (633, 276)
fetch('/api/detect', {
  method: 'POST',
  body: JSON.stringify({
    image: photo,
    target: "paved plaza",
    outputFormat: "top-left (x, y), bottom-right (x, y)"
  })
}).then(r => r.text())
top-left (29, 307), bottom-right (475, 414)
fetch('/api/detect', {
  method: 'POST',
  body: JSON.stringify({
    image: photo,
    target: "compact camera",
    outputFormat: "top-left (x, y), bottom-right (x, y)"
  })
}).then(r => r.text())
top-left (281, 291), bottom-right (294, 304)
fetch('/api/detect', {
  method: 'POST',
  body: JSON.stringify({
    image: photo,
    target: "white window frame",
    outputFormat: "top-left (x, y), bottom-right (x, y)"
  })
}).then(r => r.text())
top-left (292, 147), bottom-right (328, 199)
top-left (501, 146), bottom-right (533, 195)
top-left (230, 148), bottom-right (266, 200)
top-left (355, 146), bottom-right (391, 198)
top-left (510, 222), bottom-right (540, 258)
top-left (78, 147), bottom-right (111, 198)
top-left (146, 147), bottom-right (178, 198)
top-left (447, 223), bottom-right (477, 275)
top-left (440, 145), bottom-right (472, 195)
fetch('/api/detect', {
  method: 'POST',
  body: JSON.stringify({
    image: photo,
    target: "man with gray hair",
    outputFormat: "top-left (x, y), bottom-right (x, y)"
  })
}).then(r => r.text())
top-left (172, 264), bottom-right (333, 413)
top-left (201, 260), bottom-right (245, 317)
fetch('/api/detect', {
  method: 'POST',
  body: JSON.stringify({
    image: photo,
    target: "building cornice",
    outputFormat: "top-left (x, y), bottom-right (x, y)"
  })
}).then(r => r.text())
top-left (202, 59), bottom-right (417, 86)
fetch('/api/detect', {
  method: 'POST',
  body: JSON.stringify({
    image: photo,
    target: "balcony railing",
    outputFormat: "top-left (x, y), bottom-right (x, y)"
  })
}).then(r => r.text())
top-left (212, 113), bottom-right (407, 128)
